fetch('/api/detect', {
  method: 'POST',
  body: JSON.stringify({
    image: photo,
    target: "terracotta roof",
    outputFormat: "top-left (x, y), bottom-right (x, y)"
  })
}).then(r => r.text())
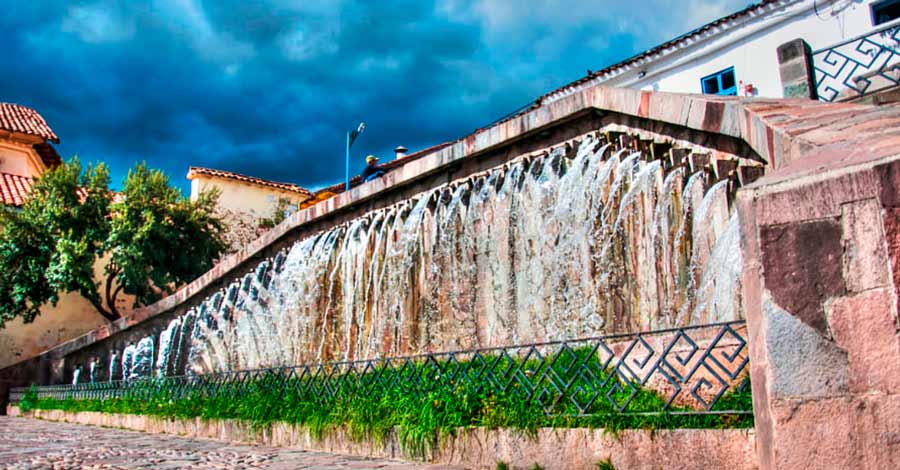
top-left (314, 141), bottom-right (454, 196)
top-left (0, 103), bottom-right (59, 143)
top-left (0, 172), bottom-right (109, 207)
top-left (187, 167), bottom-right (312, 196)
top-left (0, 172), bottom-right (34, 206)
top-left (538, 0), bottom-right (785, 104)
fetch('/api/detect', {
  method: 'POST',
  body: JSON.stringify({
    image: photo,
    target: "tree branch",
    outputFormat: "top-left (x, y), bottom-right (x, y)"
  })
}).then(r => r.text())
top-left (86, 295), bottom-right (119, 322)
top-left (103, 272), bottom-right (123, 320)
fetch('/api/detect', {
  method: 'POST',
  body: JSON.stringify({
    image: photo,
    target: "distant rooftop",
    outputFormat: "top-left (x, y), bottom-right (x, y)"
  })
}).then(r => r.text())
top-left (187, 166), bottom-right (312, 196)
top-left (0, 103), bottom-right (59, 143)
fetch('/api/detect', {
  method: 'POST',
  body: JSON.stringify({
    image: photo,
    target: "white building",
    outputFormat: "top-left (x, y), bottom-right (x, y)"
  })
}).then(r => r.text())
top-left (543, 0), bottom-right (900, 103)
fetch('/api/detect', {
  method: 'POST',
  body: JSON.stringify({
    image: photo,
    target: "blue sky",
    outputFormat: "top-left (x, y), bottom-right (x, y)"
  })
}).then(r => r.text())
top-left (2, 0), bottom-right (749, 192)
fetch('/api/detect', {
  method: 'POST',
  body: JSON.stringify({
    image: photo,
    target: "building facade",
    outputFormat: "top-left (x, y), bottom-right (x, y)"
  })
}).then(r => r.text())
top-left (186, 167), bottom-right (313, 252)
top-left (542, 0), bottom-right (900, 104)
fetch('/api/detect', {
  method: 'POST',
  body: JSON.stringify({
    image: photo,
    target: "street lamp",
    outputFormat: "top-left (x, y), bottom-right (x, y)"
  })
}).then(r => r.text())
top-left (346, 122), bottom-right (366, 191)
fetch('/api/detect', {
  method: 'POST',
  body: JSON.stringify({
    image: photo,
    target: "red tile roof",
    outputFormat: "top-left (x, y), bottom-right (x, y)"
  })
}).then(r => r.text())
top-left (0, 103), bottom-right (59, 143)
top-left (187, 167), bottom-right (312, 196)
top-left (0, 172), bottom-right (34, 206)
top-left (0, 172), bottom-right (122, 207)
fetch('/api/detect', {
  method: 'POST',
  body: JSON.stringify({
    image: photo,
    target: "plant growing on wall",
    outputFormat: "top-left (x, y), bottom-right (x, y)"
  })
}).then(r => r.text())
top-left (0, 159), bottom-right (226, 326)
top-left (258, 197), bottom-right (295, 229)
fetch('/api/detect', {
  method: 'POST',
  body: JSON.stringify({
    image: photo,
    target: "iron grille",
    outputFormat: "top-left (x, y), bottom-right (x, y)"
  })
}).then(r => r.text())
top-left (814, 20), bottom-right (900, 102)
top-left (10, 321), bottom-right (751, 416)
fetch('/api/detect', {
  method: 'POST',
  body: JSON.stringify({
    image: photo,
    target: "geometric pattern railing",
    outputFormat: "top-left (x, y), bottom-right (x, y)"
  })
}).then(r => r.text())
top-left (11, 321), bottom-right (751, 416)
top-left (814, 21), bottom-right (900, 102)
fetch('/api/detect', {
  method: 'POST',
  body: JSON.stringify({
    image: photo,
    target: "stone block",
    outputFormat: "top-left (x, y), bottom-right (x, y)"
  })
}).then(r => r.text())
top-left (771, 397), bottom-right (859, 469)
top-left (855, 394), bottom-right (900, 469)
top-left (882, 208), bottom-right (900, 315)
top-left (761, 219), bottom-right (846, 337)
top-left (762, 296), bottom-right (849, 400)
top-left (755, 166), bottom-right (878, 226)
top-left (827, 288), bottom-right (900, 394)
top-left (777, 39), bottom-right (816, 100)
top-left (841, 199), bottom-right (890, 293)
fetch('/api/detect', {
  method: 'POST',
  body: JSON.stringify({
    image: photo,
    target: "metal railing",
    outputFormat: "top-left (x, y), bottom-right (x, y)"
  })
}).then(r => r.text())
top-left (814, 19), bottom-right (900, 102)
top-left (11, 321), bottom-right (750, 416)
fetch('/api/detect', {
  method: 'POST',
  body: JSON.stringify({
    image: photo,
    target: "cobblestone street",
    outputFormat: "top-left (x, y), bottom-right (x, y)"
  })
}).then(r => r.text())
top-left (0, 417), bottom-right (465, 470)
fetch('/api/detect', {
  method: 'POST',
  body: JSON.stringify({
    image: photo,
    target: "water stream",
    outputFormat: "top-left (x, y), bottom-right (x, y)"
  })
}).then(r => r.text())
top-left (109, 137), bottom-right (743, 379)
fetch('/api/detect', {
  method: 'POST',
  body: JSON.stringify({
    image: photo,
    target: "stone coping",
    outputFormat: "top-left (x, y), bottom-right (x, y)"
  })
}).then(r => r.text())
top-left (25, 85), bottom-right (900, 365)
top-left (7, 407), bottom-right (757, 470)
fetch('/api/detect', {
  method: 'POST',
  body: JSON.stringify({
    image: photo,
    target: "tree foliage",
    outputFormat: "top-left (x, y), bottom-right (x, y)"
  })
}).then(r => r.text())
top-left (0, 159), bottom-right (226, 327)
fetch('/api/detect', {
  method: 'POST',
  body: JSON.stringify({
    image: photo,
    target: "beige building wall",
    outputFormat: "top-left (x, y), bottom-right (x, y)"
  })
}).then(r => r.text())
top-left (190, 176), bottom-right (308, 220)
top-left (189, 174), bottom-right (311, 253)
top-left (0, 135), bottom-right (46, 177)
top-left (0, 255), bottom-right (135, 369)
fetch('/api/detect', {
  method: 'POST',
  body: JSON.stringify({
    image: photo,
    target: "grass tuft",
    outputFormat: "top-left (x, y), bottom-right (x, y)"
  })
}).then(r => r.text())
top-left (17, 349), bottom-right (752, 459)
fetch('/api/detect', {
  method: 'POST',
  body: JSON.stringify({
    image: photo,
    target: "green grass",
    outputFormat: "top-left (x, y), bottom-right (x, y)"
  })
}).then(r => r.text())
top-left (596, 458), bottom-right (615, 470)
top-left (18, 348), bottom-right (752, 459)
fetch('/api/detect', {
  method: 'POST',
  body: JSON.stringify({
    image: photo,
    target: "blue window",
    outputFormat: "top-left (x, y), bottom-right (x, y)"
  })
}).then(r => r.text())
top-left (701, 67), bottom-right (737, 96)
top-left (872, 0), bottom-right (900, 26)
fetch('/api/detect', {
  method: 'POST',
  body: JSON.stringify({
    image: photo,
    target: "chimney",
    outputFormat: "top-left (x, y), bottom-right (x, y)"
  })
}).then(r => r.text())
top-left (394, 145), bottom-right (408, 160)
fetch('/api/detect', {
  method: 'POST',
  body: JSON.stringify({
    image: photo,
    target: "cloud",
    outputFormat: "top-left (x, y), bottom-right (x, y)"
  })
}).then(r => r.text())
top-left (61, 4), bottom-right (136, 43)
top-left (1, 0), bottom-right (751, 192)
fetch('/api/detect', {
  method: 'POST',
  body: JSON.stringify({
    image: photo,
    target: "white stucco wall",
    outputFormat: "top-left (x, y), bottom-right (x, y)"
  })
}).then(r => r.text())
top-left (557, 0), bottom-right (892, 100)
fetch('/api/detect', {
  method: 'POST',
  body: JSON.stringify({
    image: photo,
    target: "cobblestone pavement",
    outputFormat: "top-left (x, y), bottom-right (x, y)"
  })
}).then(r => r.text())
top-left (0, 417), bottom-right (466, 470)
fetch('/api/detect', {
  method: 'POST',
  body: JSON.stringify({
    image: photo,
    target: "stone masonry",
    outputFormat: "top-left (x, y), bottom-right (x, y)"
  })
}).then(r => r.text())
top-left (740, 140), bottom-right (900, 468)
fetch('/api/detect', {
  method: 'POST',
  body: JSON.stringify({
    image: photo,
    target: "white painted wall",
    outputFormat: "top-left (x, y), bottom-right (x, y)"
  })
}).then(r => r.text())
top-left (555, 0), bottom-right (891, 100)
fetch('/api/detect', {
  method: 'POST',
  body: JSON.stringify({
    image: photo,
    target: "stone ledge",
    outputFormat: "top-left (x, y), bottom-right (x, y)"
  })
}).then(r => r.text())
top-left (7, 407), bottom-right (757, 470)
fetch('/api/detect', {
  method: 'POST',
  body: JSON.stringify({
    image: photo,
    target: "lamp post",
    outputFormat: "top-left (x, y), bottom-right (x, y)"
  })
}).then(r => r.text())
top-left (346, 122), bottom-right (366, 191)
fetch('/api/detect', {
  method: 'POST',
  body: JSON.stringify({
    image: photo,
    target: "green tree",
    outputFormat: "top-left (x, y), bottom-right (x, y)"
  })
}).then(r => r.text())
top-left (0, 159), bottom-right (226, 327)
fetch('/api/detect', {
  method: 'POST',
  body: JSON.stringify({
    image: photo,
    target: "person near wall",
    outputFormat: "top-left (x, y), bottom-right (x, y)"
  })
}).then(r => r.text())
top-left (361, 155), bottom-right (386, 182)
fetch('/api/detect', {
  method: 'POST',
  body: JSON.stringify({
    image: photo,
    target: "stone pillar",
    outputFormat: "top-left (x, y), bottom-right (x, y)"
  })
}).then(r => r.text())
top-left (777, 39), bottom-right (817, 100)
top-left (739, 158), bottom-right (900, 469)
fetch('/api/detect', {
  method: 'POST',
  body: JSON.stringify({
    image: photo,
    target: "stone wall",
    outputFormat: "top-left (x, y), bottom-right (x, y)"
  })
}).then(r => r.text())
top-left (740, 157), bottom-right (900, 469)
top-left (7, 407), bottom-right (758, 470)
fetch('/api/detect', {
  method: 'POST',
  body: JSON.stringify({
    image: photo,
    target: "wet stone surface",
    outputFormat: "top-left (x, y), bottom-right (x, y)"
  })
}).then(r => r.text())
top-left (0, 417), bottom-right (465, 470)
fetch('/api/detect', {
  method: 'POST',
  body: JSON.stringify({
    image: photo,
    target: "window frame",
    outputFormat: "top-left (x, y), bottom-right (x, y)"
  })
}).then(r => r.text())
top-left (871, 0), bottom-right (900, 26)
top-left (700, 66), bottom-right (738, 96)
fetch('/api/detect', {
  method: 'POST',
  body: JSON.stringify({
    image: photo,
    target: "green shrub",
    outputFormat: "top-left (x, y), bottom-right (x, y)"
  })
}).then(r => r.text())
top-left (19, 350), bottom-right (753, 459)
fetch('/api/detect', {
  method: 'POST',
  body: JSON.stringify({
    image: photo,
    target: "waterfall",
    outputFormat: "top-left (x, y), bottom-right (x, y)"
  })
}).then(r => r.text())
top-left (156, 317), bottom-right (182, 377)
top-left (139, 137), bottom-right (742, 375)
top-left (120, 336), bottom-right (155, 381)
top-left (108, 352), bottom-right (118, 382)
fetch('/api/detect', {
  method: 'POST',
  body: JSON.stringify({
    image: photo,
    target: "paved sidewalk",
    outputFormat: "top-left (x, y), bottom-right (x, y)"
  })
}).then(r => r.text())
top-left (0, 416), bottom-right (466, 469)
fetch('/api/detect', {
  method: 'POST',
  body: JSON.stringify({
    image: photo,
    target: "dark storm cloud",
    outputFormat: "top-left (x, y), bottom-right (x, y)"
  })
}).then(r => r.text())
top-left (1, 0), bottom-right (748, 192)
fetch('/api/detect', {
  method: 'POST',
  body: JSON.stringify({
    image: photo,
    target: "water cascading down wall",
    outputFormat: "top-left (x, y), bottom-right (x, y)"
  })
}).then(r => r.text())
top-left (93, 130), bottom-right (745, 383)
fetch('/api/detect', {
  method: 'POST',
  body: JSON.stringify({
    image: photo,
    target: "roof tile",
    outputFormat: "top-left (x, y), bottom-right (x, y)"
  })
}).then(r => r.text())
top-left (187, 167), bottom-right (312, 196)
top-left (0, 103), bottom-right (59, 143)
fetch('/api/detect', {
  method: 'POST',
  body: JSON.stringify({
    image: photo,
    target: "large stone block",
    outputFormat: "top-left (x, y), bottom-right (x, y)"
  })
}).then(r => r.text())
top-left (856, 394), bottom-right (900, 469)
top-left (762, 296), bottom-right (849, 400)
top-left (841, 199), bottom-right (890, 293)
top-left (761, 219), bottom-right (846, 337)
top-left (827, 288), bottom-right (900, 394)
top-left (771, 397), bottom-right (859, 468)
